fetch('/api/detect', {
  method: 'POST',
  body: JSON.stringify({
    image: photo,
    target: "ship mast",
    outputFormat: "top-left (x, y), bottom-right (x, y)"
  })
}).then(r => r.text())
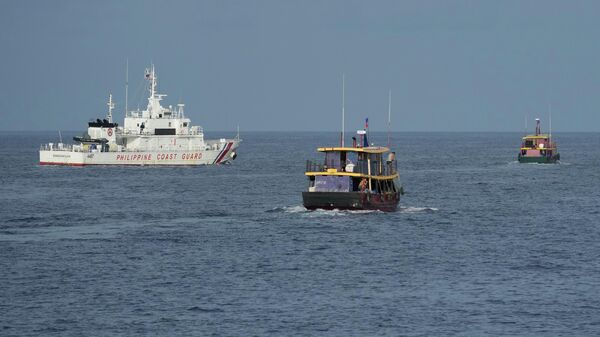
top-left (107, 93), bottom-right (114, 123)
top-left (150, 64), bottom-right (157, 98)
top-left (145, 64), bottom-right (165, 118)
top-left (125, 58), bottom-right (128, 116)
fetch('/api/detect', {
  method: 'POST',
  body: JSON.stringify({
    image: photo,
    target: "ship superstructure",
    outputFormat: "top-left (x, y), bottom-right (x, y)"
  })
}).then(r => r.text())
top-left (40, 65), bottom-right (240, 166)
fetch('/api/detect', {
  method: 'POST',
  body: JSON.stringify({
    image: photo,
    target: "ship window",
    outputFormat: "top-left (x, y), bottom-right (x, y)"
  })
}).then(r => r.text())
top-left (168, 122), bottom-right (171, 127)
top-left (159, 114), bottom-right (162, 118)
top-left (183, 122), bottom-right (188, 127)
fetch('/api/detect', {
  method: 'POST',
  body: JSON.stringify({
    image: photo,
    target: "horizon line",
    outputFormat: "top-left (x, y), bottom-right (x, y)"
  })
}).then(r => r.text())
top-left (1, 129), bottom-right (598, 133)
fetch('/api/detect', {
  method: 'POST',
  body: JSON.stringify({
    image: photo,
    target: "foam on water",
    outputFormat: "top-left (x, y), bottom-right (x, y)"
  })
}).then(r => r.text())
top-left (399, 206), bottom-right (439, 213)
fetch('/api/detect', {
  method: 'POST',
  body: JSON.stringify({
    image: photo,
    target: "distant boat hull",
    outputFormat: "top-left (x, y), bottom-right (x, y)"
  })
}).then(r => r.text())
top-left (302, 191), bottom-right (400, 212)
top-left (518, 153), bottom-right (560, 164)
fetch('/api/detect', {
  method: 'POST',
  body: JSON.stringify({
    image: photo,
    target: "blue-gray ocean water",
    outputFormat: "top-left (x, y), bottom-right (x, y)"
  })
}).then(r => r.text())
top-left (1, 131), bottom-right (600, 336)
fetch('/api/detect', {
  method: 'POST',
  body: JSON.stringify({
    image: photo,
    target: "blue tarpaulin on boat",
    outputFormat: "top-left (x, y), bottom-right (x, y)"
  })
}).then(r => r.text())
top-left (314, 176), bottom-right (351, 192)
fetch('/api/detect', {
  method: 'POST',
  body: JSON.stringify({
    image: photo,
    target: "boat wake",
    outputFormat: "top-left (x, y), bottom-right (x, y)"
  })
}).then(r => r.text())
top-left (399, 206), bottom-right (439, 213)
top-left (268, 205), bottom-right (438, 215)
top-left (266, 205), bottom-right (308, 214)
top-left (267, 206), bottom-right (382, 216)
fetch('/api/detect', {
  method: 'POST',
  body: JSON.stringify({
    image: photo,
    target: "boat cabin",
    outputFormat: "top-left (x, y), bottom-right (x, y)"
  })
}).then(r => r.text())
top-left (305, 147), bottom-right (400, 194)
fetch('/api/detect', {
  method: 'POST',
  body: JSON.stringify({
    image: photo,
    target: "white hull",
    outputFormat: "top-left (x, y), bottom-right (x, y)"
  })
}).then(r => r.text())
top-left (40, 141), bottom-right (239, 166)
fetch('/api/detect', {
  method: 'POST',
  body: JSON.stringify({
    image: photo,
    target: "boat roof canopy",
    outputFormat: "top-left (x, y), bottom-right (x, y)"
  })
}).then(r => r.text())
top-left (317, 146), bottom-right (390, 154)
top-left (522, 134), bottom-right (550, 140)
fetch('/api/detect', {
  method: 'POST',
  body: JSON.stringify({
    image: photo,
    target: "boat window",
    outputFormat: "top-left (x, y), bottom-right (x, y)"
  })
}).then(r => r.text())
top-left (525, 140), bottom-right (534, 147)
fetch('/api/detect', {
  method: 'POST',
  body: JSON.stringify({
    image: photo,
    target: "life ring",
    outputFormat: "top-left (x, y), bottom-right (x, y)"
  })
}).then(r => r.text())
top-left (107, 128), bottom-right (113, 136)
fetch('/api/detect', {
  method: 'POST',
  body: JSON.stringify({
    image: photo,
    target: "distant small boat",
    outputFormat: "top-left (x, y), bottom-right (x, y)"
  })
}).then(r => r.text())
top-left (302, 126), bottom-right (403, 212)
top-left (518, 118), bottom-right (560, 163)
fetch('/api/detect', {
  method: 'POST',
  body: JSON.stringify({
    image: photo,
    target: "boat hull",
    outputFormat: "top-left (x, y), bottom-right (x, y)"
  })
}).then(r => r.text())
top-left (39, 141), bottom-right (239, 166)
top-left (518, 153), bottom-right (560, 164)
top-left (302, 191), bottom-right (400, 212)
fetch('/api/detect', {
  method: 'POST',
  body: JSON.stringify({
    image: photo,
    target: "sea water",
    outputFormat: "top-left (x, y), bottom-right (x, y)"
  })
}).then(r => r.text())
top-left (1, 131), bottom-right (599, 336)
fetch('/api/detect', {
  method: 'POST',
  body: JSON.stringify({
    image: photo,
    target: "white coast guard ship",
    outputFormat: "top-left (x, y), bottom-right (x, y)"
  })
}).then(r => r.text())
top-left (40, 65), bottom-right (240, 166)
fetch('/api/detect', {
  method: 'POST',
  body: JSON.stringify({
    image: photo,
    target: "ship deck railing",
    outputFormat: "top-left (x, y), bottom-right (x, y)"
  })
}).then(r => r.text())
top-left (40, 144), bottom-right (76, 151)
top-left (119, 128), bottom-right (203, 136)
top-left (306, 159), bottom-right (397, 177)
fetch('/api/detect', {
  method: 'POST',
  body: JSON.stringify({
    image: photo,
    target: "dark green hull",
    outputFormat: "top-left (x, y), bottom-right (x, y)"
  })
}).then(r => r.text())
top-left (518, 154), bottom-right (560, 164)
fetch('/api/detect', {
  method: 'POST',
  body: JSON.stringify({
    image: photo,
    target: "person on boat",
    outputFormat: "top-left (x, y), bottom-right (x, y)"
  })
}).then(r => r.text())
top-left (387, 151), bottom-right (396, 174)
top-left (359, 178), bottom-right (368, 192)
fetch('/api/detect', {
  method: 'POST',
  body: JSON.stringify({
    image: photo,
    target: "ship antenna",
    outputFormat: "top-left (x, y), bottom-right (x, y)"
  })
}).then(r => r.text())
top-left (151, 64), bottom-right (156, 98)
top-left (387, 89), bottom-right (391, 148)
top-left (341, 73), bottom-right (345, 147)
top-left (58, 130), bottom-right (62, 143)
top-left (125, 58), bottom-right (129, 116)
top-left (107, 93), bottom-right (114, 123)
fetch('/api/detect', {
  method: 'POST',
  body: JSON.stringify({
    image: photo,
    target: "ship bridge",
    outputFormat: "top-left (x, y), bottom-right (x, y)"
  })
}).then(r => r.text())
top-left (306, 146), bottom-right (398, 180)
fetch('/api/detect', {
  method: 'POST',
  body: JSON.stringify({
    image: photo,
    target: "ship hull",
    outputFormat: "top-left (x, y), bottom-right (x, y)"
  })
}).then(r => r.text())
top-left (40, 142), bottom-right (239, 166)
top-left (302, 191), bottom-right (400, 212)
top-left (518, 153), bottom-right (560, 164)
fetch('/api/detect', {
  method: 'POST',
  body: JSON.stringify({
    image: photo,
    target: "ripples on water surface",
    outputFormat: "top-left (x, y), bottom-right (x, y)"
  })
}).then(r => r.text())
top-left (1, 131), bottom-right (599, 336)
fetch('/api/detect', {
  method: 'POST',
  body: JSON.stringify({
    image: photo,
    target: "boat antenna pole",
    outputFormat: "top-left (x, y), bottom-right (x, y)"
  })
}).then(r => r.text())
top-left (387, 89), bottom-right (391, 148)
top-left (125, 58), bottom-right (129, 116)
top-left (58, 130), bottom-right (62, 143)
top-left (341, 73), bottom-right (345, 147)
top-left (549, 103), bottom-right (552, 146)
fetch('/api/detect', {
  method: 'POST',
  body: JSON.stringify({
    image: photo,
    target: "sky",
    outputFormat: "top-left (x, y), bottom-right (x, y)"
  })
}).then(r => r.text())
top-left (1, 0), bottom-right (599, 132)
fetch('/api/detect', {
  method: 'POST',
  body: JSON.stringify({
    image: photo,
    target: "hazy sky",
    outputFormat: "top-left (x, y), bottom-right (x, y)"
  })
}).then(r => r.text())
top-left (1, 0), bottom-right (599, 132)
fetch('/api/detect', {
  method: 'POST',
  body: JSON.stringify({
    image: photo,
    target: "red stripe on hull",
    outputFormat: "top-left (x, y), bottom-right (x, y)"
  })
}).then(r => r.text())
top-left (215, 142), bottom-right (233, 164)
top-left (40, 162), bottom-right (86, 166)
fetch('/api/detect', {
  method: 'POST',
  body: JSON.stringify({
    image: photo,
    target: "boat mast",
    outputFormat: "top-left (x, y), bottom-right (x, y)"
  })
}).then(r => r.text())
top-left (342, 73), bottom-right (345, 147)
top-left (387, 89), bottom-right (391, 148)
top-left (549, 104), bottom-right (552, 146)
